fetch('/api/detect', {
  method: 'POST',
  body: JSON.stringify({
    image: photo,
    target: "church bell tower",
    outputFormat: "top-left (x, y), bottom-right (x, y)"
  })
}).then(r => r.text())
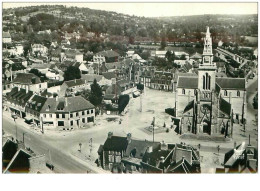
top-left (198, 27), bottom-right (216, 92)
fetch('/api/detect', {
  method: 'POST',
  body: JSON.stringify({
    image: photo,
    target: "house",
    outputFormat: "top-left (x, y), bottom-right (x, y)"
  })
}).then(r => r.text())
top-left (94, 50), bottom-right (120, 63)
top-left (25, 95), bottom-right (48, 127)
top-left (150, 71), bottom-right (174, 91)
top-left (6, 87), bottom-right (34, 118)
top-left (12, 73), bottom-right (48, 93)
top-left (40, 96), bottom-right (95, 130)
top-left (59, 79), bottom-right (87, 97)
top-left (31, 44), bottom-right (48, 56)
top-left (216, 62), bottom-right (226, 73)
top-left (3, 31), bottom-right (12, 43)
top-left (174, 51), bottom-right (189, 60)
top-left (65, 49), bottom-right (83, 63)
top-left (126, 50), bottom-right (135, 58)
top-left (220, 142), bottom-right (258, 173)
top-left (2, 139), bottom-right (53, 173)
top-left (74, 62), bottom-right (88, 74)
top-left (190, 52), bottom-right (202, 62)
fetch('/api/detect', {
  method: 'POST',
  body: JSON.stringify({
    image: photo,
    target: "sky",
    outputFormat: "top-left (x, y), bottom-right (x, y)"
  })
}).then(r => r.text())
top-left (2, 2), bottom-right (258, 17)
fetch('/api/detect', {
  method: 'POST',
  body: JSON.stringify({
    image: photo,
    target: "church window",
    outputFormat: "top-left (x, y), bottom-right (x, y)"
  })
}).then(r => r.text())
top-left (224, 90), bottom-right (228, 96)
top-left (182, 89), bottom-right (185, 95)
top-left (237, 91), bottom-right (240, 97)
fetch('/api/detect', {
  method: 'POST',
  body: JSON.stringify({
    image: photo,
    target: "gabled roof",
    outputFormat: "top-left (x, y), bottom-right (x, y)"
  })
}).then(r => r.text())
top-left (216, 78), bottom-right (246, 90)
top-left (124, 140), bottom-right (160, 159)
top-left (13, 73), bottom-right (41, 84)
top-left (177, 76), bottom-right (198, 89)
top-left (167, 158), bottom-right (192, 173)
top-left (103, 136), bottom-right (128, 151)
top-left (26, 95), bottom-right (47, 112)
top-left (174, 72), bottom-right (197, 83)
top-left (40, 96), bottom-right (95, 113)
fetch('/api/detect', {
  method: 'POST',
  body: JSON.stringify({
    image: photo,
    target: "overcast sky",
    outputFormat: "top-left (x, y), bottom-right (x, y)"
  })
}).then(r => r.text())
top-left (2, 2), bottom-right (258, 17)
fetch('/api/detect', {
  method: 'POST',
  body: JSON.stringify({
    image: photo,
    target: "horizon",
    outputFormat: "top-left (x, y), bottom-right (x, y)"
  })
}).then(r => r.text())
top-left (2, 2), bottom-right (258, 17)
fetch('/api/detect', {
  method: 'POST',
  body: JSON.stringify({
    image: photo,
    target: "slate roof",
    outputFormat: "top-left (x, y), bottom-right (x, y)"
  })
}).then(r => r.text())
top-left (173, 72), bottom-right (197, 83)
top-left (219, 97), bottom-right (231, 116)
top-left (26, 95), bottom-right (48, 112)
top-left (13, 73), bottom-right (41, 84)
top-left (64, 79), bottom-right (85, 87)
top-left (177, 76), bottom-right (198, 89)
top-left (103, 136), bottom-right (128, 151)
top-left (167, 158), bottom-right (192, 173)
top-left (216, 77), bottom-right (246, 90)
top-left (40, 96), bottom-right (95, 113)
top-left (6, 87), bottom-right (34, 107)
top-left (124, 140), bottom-right (160, 159)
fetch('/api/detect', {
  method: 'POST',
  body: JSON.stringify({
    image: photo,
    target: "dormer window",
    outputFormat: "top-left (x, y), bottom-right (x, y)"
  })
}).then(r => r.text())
top-left (224, 90), bottom-right (228, 96)
top-left (237, 91), bottom-right (240, 97)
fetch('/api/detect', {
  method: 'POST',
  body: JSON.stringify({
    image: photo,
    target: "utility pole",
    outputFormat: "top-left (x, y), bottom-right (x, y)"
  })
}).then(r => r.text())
top-left (89, 138), bottom-right (93, 159)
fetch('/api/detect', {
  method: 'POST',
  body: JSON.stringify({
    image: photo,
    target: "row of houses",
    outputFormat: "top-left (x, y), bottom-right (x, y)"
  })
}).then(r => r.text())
top-left (97, 133), bottom-right (201, 173)
top-left (5, 86), bottom-right (95, 131)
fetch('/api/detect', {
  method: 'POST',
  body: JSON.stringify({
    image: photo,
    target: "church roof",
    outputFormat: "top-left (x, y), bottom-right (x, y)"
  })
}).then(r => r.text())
top-left (177, 76), bottom-right (198, 89)
top-left (216, 78), bottom-right (246, 90)
top-left (184, 100), bottom-right (195, 114)
top-left (219, 97), bottom-right (231, 116)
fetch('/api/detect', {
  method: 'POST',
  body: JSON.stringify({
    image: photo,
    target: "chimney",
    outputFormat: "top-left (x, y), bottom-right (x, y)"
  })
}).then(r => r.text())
top-left (127, 133), bottom-right (131, 143)
top-left (146, 146), bottom-right (153, 153)
top-left (108, 132), bottom-right (113, 139)
top-left (65, 97), bottom-right (68, 107)
top-left (55, 96), bottom-right (58, 102)
top-left (161, 141), bottom-right (168, 151)
top-left (160, 156), bottom-right (165, 163)
top-left (26, 86), bottom-right (29, 93)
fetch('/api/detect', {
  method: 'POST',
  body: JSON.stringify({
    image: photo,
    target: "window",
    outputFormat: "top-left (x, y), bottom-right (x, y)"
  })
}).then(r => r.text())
top-left (43, 114), bottom-right (46, 118)
top-left (87, 110), bottom-right (90, 114)
top-left (76, 112), bottom-right (79, 117)
top-left (82, 111), bottom-right (85, 115)
top-left (49, 114), bottom-right (52, 118)
top-left (56, 114), bottom-right (59, 118)
top-left (91, 109), bottom-right (94, 114)
top-left (62, 114), bottom-right (65, 118)
top-left (237, 91), bottom-right (240, 97)
top-left (58, 121), bottom-right (64, 126)
top-left (82, 118), bottom-right (85, 123)
top-left (70, 113), bottom-right (73, 118)
top-left (182, 89), bottom-right (185, 95)
top-left (224, 90), bottom-right (228, 96)
top-left (70, 121), bottom-right (73, 126)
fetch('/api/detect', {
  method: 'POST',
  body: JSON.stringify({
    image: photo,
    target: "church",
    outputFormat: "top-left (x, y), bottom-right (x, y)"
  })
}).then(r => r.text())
top-left (174, 27), bottom-right (247, 137)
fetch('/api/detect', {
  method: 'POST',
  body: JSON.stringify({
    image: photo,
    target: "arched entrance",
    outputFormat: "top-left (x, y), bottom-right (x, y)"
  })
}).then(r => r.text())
top-left (203, 120), bottom-right (211, 135)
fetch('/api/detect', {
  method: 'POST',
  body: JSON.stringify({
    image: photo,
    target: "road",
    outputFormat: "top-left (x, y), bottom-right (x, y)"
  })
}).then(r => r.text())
top-left (3, 117), bottom-right (93, 173)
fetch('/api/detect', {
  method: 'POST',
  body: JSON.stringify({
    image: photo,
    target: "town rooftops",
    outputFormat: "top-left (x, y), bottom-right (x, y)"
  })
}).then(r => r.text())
top-left (177, 76), bottom-right (198, 89)
top-left (40, 96), bottom-right (95, 113)
top-left (216, 77), bottom-right (246, 90)
top-left (32, 44), bottom-right (47, 49)
top-left (13, 73), bottom-right (41, 84)
top-left (102, 72), bottom-right (116, 80)
top-left (173, 72), bottom-right (197, 83)
top-left (26, 95), bottom-right (48, 112)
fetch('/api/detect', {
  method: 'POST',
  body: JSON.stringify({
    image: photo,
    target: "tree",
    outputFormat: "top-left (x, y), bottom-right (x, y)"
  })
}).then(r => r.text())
top-left (29, 69), bottom-right (47, 82)
top-left (118, 94), bottom-right (130, 114)
top-left (137, 83), bottom-right (144, 91)
top-left (160, 35), bottom-right (166, 50)
top-left (63, 66), bottom-right (81, 81)
top-left (88, 79), bottom-right (103, 106)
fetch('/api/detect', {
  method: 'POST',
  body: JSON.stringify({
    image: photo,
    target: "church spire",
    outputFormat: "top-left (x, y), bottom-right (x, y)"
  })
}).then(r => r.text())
top-left (203, 26), bottom-right (213, 56)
